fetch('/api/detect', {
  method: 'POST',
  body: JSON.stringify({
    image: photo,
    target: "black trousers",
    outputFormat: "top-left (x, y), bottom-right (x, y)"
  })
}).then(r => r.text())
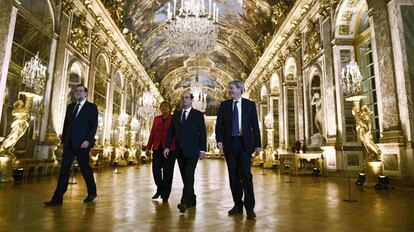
top-left (225, 137), bottom-right (255, 210)
top-left (152, 147), bottom-right (176, 200)
top-left (53, 147), bottom-right (96, 201)
top-left (176, 149), bottom-right (198, 206)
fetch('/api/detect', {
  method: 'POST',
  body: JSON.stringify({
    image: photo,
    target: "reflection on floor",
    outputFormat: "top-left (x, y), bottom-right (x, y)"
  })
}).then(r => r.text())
top-left (1, 160), bottom-right (413, 232)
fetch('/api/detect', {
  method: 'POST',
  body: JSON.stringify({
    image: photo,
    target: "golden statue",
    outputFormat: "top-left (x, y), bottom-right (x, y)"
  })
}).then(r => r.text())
top-left (353, 103), bottom-right (381, 162)
top-left (0, 100), bottom-right (30, 155)
top-left (127, 147), bottom-right (137, 164)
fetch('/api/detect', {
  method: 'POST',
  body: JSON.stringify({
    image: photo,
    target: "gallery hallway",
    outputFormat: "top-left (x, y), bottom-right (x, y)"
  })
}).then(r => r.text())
top-left (0, 160), bottom-right (413, 232)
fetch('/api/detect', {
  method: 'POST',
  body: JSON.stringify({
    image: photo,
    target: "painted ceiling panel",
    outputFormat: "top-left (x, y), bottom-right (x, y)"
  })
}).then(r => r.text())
top-left (123, 0), bottom-right (295, 107)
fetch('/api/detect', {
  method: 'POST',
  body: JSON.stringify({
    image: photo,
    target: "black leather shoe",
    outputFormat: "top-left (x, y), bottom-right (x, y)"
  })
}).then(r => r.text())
top-left (228, 206), bottom-right (243, 215)
top-left (246, 210), bottom-right (256, 220)
top-left (177, 203), bottom-right (187, 213)
top-left (152, 192), bottom-right (161, 199)
top-left (83, 194), bottom-right (97, 203)
top-left (44, 200), bottom-right (62, 206)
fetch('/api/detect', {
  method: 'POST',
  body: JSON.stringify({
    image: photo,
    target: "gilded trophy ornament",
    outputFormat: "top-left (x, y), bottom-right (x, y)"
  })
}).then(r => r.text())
top-left (103, 0), bottom-right (126, 27)
top-left (0, 100), bottom-right (30, 156)
top-left (69, 14), bottom-right (90, 57)
top-left (304, 21), bottom-right (322, 63)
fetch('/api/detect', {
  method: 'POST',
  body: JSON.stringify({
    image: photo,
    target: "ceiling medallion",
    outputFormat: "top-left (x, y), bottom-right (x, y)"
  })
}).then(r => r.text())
top-left (165, 0), bottom-right (219, 57)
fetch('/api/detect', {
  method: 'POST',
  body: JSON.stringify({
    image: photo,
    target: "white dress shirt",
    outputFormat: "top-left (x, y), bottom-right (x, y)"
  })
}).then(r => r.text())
top-left (182, 107), bottom-right (192, 121)
top-left (74, 99), bottom-right (86, 117)
top-left (233, 98), bottom-right (242, 135)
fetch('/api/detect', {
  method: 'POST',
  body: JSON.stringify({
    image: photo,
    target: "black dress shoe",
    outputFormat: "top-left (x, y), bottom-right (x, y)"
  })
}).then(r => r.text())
top-left (152, 192), bottom-right (161, 199)
top-left (177, 203), bottom-right (187, 213)
top-left (83, 194), bottom-right (97, 203)
top-left (44, 200), bottom-right (62, 206)
top-left (246, 210), bottom-right (256, 220)
top-left (228, 206), bottom-right (243, 215)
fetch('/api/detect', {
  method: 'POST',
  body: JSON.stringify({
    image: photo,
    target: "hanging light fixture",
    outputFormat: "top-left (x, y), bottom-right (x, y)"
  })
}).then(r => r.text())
top-left (137, 90), bottom-right (156, 119)
top-left (340, 60), bottom-right (363, 97)
top-left (165, 0), bottom-right (219, 57)
top-left (21, 52), bottom-right (47, 95)
top-left (190, 57), bottom-right (207, 112)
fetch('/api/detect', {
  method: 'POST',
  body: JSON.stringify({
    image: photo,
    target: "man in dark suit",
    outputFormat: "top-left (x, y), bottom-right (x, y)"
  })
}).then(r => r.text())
top-left (44, 84), bottom-right (98, 206)
top-left (215, 80), bottom-right (261, 220)
top-left (164, 91), bottom-right (207, 213)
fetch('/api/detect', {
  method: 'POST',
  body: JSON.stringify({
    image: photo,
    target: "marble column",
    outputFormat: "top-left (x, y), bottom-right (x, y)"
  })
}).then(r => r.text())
top-left (367, 0), bottom-right (405, 143)
top-left (0, 1), bottom-right (16, 122)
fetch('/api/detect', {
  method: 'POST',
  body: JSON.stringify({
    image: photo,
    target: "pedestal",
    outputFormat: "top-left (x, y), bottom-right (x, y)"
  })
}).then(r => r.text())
top-left (309, 133), bottom-right (322, 147)
top-left (0, 155), bottom-right (15, 183)
top-left (365, 161), bottom-right (382, 187)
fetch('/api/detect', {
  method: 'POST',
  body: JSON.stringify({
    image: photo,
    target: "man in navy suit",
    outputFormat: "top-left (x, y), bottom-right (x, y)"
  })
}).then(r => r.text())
top-left (164, 91), bottom-right (207, 213)
top-left (215, 80), bottom-right (261, 220)
top-left (44, 84), bottom-right (98, 206)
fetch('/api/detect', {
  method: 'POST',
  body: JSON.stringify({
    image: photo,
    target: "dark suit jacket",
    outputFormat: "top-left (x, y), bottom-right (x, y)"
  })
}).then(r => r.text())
top-left (215, 98), bottom-right (261, 154)
top-left (166, 108), bottom-right (206, 157)
top-left (147, 115), bottom-right (175, 151)
top-left (61, 101), bottom-right (98, 150)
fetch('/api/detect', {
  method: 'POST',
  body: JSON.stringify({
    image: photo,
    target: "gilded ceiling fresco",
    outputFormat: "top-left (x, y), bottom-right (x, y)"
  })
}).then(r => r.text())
top-left (123, 0), bottom-right (295, 106)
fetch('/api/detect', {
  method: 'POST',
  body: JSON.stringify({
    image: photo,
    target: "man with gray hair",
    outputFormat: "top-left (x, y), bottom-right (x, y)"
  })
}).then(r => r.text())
top-left (215, 79), bottom-right (261, 220)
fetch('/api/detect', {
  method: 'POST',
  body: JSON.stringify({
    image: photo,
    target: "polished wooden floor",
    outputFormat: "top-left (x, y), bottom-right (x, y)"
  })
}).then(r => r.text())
top-left (1, 159), bottom-right (413, 232)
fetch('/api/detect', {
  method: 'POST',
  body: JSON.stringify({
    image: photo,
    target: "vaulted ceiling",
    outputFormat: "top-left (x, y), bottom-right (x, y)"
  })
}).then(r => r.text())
top-left (123, 0), bottom-right (295, 113)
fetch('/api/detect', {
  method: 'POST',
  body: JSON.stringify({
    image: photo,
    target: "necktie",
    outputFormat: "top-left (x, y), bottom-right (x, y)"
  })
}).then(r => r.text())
top-left (72, 103), bottom-right (80, 118)
top-left (181, 110), bottom-right (187, 123)
top-left (232, 101), bottom-right (240, 136)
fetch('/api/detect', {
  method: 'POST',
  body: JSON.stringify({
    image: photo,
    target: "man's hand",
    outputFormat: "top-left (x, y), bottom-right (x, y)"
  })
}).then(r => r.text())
top-left (199, 151), bottom-right (206, 160)
top-left (163, 148), bottom-right (170, 158)
top-left (81, 140), bottom-right (89, 149)
top-left (217, 142), bottom-right (224, 149)
top-left (254, 147), bottom-right (260, 156)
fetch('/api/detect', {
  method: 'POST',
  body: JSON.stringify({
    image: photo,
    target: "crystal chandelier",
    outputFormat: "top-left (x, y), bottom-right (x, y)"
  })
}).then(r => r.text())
top-left (340, 61), bottom-right (363, 97)
top-left (190, 75), bottom-right (207, 112)
top-left (21, 52), bottom-right (47, 95)
top-left (165, 0), bottom-right (219, 57)
top-left (137, 90), bottom-right (156, 119)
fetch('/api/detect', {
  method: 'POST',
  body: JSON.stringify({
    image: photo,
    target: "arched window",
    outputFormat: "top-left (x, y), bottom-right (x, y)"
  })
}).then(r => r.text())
top-left (355, 9), bottom-right (379, 142)
top-left (270, 73), bottom-right (279, 94)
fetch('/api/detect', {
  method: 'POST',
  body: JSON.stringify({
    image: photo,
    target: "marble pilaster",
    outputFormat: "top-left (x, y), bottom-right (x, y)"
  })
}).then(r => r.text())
top-left (0, 1), bottom-right (16, 122)
top-left (367, 0), bottom-right (405, 143)
top-left (320, 15), bottom-right (338, 145)
top-left (47, 11), bottom-right (72, 141)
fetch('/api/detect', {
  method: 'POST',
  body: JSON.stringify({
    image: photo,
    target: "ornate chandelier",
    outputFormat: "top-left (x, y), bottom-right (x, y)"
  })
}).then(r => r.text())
top-left (21, 52), bottom-right (47, 95)
top-left (340, 61), bottom-right (363, 97)
top-left (165, 0), bottom-right (219, 57)
top-left (137, 91), bottom-right (156, 119)
top-left (190, 75), bottom-right (207, 112)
